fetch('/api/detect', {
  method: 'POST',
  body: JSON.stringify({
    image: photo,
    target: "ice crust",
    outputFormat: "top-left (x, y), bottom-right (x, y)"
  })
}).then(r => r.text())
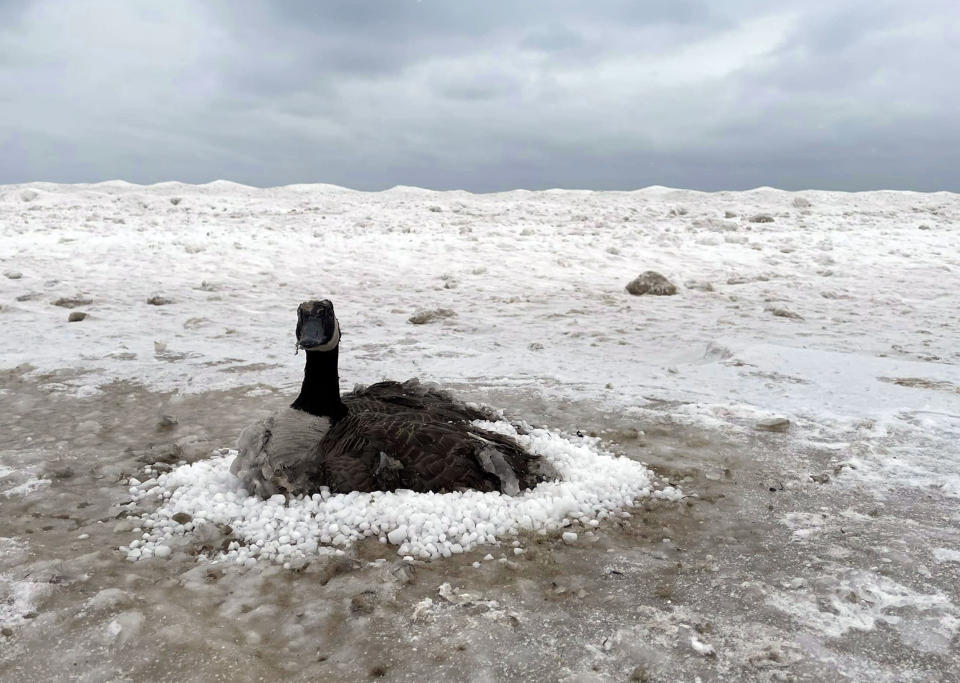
top-left (0, 538), bottom-right (50, 628)
top-left (125, 421), bottom-right (678, 563)
top-left (3, 182), bottom-right (960, 499)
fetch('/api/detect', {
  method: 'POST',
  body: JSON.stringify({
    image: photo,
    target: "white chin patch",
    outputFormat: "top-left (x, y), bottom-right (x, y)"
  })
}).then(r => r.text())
top-left (308, 319), bottom-right (340, 351)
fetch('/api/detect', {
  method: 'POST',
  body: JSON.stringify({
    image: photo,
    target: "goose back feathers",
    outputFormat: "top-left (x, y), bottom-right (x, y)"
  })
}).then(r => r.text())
top-left (317, 378), bottom-right (551, 494)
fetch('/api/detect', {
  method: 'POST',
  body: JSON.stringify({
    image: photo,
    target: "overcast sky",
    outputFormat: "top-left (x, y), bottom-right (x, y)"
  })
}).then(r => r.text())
top-left (1, 0), bottom-right (957, 191)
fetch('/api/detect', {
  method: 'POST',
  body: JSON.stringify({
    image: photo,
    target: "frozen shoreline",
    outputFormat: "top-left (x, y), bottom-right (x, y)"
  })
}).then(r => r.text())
top-left (3, 181), bottom-right (958, 496)
top-left (2, 182), bottom-right (959, 679)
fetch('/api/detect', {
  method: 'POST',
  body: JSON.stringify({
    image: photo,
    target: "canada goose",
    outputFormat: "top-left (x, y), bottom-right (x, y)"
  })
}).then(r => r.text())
top-left (230, 300), bottom-right (557, 498)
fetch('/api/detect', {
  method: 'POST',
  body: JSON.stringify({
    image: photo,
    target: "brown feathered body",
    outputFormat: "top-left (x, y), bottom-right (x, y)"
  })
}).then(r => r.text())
top-left (232, 300), bottom-right (557, 499)
top-left (315, 379), bottom-right (547, 494)
top-left (232, 378), bottom-right (557, 498)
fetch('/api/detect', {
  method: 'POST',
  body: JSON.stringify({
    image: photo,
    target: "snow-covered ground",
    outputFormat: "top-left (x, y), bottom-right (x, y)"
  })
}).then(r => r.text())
top-left (1, 181), bottom-right (959, 680)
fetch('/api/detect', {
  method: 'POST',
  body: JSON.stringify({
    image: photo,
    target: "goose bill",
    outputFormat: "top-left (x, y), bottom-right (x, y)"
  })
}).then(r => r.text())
top-left (296, 301), bottom-right (340, 351)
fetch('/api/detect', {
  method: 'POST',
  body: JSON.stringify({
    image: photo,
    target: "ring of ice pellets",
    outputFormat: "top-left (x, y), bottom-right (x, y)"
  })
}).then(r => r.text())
top-left (123, 420), bottom-right (682, 564)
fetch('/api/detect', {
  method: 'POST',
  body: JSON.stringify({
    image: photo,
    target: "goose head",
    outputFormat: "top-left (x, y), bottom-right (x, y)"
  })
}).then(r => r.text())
top-left (296, 299), bottom-right (341, 352)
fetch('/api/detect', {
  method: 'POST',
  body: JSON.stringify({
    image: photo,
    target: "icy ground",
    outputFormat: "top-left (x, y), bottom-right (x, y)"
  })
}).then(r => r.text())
top-left (1, 181), bottom-right (959, 680)
top-left (124, 423), bottom-right (679, 566)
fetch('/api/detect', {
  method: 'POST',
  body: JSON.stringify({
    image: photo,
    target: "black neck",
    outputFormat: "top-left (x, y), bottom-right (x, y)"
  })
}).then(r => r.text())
top-left (291, 347), bottom-right (347, 419)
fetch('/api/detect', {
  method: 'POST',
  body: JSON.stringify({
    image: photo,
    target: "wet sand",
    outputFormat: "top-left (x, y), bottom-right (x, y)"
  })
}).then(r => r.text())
top-left (2, 366), bottom-right (958, 682)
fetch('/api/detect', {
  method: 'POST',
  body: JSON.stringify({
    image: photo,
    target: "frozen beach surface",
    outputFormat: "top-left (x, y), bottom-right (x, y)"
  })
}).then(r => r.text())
top-left (2, 182), bottom-right (959, 680)
top-left (124, 422), bottom-right (676, 564)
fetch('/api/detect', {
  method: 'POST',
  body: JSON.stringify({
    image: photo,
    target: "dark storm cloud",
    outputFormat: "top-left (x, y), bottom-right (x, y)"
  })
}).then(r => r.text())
top-left (0, 0), bottom-right (956, 190)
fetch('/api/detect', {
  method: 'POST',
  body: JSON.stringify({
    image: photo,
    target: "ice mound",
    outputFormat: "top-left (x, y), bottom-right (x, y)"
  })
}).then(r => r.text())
top-left (123, 421), bottom-right (680, 564)
top-left (0, 537), bottom-right (51, 628)
top-left (0, 574), bottom-right (51, 628)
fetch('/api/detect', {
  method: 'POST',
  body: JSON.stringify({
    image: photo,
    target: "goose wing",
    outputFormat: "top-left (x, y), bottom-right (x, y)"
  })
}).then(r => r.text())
top-left (316, 409), bottom-right (540, 494)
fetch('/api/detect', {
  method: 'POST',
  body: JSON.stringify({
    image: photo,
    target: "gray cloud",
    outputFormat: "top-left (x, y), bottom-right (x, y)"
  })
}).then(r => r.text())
top-left (0, 0), bottom-right (956, 190)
